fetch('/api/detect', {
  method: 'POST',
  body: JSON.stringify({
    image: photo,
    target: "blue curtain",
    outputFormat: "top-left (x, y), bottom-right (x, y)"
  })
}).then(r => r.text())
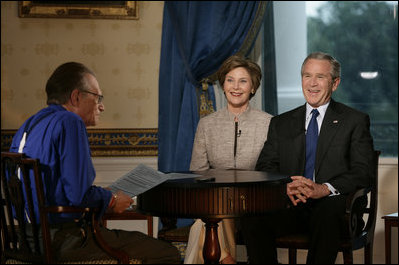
top-left (158, 1), bottom-right (266, 172)
top-left (262, 1), bottom-right (278, 115)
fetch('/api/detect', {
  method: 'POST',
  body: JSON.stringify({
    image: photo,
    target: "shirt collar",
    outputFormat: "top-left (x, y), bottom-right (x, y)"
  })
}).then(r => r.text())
top-left (48, 104), bottom-right (67, 111)
top-left (306, 101), bottom-right (330, 120)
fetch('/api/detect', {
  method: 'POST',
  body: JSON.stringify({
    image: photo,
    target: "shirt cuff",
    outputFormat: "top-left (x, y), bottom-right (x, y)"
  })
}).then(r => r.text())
top-left (323, 182), bottom-right (340, 196)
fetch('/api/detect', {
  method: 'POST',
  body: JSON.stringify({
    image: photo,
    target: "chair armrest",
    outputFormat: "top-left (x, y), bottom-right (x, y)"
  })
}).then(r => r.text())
top-left (345, 188), bottom-right (369, 214)
top-left (103, 207), bottom-right (150, 221)
top-left (42, 206), bottom-right (91, 214)
top-left (40, 206), bottom-right (133, 263)
top-left (344, 188), bottom-right (370, 239)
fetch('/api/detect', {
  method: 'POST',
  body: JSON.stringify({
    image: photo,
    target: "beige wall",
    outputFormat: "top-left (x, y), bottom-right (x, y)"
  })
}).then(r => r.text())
top-left (1, 1), bottom-right (163, 129)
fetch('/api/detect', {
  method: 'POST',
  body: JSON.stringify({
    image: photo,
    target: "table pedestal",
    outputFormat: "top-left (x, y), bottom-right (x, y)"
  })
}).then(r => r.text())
top-left (202, 218), bottom-right (222, 264)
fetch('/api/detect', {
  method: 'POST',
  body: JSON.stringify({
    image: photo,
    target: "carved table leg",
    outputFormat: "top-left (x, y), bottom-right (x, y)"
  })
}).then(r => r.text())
top-left (202, 218), bottom-right (222, 264)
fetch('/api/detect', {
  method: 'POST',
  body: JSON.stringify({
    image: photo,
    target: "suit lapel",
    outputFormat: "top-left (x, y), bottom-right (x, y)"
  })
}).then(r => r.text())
top-left (315, 100), bottom-right (343, 176)
top-left (291, 105), bottom-right (307, 170)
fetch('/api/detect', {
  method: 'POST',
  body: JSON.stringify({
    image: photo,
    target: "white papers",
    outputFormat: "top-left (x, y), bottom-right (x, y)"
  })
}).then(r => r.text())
top-left (108, 164), bottom-right (199, 197)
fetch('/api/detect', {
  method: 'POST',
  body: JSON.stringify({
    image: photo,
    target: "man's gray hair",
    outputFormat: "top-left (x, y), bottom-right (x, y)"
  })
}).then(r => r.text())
top-left (301, 52), bottom-right (341, 80)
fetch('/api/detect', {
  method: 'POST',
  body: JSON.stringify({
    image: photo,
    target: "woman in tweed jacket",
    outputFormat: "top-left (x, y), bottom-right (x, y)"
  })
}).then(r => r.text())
top-left (185, 55), bottom-right (273, 264)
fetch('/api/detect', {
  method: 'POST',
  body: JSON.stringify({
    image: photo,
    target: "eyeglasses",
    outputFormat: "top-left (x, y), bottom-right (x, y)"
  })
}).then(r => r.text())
top-left (81, 90), bottom-right (104, 104)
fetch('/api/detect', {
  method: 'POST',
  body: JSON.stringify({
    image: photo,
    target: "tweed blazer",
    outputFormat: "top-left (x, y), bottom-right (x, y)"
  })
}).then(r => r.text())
top-left (190, 106), bottom-right (272, 171)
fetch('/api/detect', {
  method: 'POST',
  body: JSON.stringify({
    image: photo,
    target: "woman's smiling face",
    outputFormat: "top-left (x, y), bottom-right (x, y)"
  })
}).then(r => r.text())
top-left (223, 67), bottom-right (253, 113)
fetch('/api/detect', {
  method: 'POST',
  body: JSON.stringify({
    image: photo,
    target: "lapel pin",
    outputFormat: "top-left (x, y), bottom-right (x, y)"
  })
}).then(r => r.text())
top-left (333, 120), bottom-right (339, 123)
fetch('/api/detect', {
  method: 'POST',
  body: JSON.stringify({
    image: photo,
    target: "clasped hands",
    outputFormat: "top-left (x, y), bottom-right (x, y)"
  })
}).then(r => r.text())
top-left (287, 176), bottom-right (331, 206)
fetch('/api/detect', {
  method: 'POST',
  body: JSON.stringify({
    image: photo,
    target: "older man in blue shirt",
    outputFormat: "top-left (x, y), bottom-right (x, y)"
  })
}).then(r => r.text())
top-left (10, 62), bottom-right (180, 264)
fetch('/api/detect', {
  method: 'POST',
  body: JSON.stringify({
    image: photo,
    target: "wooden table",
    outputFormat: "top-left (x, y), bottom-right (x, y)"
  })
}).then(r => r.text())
top-left (382, 212), bottom-right (398, 264)
top-left (137, 169), bottom-right (290, 263)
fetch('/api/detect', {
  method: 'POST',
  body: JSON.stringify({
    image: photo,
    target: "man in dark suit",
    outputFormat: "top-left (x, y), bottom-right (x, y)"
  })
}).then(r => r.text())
top-left (241, 52), bottom-right (375, 263)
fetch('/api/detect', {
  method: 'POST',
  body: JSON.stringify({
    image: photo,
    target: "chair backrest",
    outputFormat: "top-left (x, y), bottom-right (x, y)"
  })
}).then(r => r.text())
top-left (1, 152), bottom-right (94, 263)
top-left (1, 152), bottom-right (45, 263)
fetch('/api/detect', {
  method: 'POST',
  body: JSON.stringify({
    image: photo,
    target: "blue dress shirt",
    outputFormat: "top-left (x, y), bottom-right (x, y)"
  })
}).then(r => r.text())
top-left (10, 104), bottom-right (111, 224)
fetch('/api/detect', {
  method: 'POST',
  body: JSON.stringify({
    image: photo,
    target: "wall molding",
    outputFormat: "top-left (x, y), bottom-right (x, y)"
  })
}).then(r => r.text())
top-left (1, 128), bottom-right (158, 157)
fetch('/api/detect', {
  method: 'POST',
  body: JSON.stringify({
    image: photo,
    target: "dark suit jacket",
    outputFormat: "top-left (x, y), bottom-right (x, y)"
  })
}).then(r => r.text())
top-left (256, 99), bottom-right (375, 195)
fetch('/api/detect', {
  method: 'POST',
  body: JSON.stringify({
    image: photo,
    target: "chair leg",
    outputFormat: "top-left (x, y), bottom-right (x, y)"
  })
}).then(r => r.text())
top-left (342, 249), bottom-right (353, 264)
top-left (288, 248), bottom-right (297, 264)
top-left (364, 243), bottom-right (373, 264)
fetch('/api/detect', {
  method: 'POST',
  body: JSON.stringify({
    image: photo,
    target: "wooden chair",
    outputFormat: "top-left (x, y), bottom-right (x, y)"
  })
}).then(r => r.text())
top-left (275, 150), bottom-right (381, 264)
top-left (0, 152), bottom-right (150, 264)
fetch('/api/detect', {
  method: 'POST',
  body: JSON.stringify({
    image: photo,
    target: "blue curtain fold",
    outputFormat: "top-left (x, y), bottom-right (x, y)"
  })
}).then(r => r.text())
top-left (158, 1), bottom-right (264, 172)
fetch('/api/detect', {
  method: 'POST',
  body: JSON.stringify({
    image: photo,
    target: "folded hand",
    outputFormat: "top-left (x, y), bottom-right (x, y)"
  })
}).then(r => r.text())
top-left (287, 176), bottom-right (330, 206)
